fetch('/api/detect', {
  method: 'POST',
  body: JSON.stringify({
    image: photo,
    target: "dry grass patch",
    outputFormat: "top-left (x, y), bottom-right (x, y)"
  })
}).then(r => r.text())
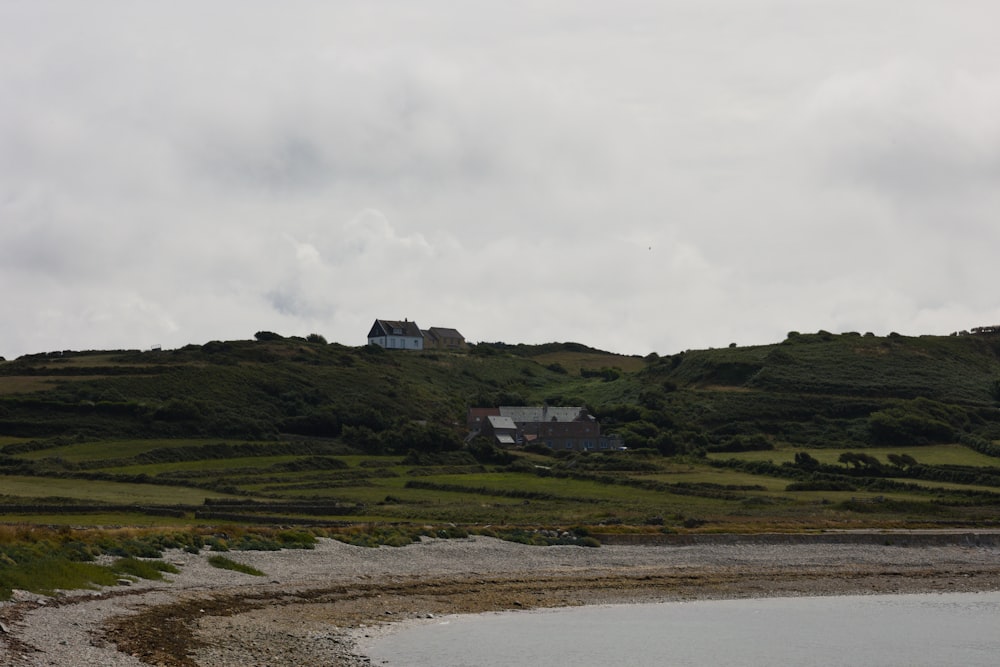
top-left (0, 376), bottom-right (62, 395)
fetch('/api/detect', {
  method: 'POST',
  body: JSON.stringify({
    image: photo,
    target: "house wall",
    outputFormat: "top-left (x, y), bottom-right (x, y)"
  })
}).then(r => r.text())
top-left (424, 331), bottom-right (467, 350)
top-left (369, 335), bottom-right (423, 350)
top-left (435, 335), bottom-right (466, 349)
top-left (480, 418), bottom-right (518, 445)
top-left (467, 407), bottom-right (501, 432)
top-left (535, 421), bottom-right (601, 452)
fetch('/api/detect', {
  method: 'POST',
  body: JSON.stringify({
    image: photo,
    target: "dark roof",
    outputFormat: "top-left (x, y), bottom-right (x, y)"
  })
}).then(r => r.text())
top-left (427, 327), bottom-right (464, 339)
top-left (370, 319), bottom-right (423, 338)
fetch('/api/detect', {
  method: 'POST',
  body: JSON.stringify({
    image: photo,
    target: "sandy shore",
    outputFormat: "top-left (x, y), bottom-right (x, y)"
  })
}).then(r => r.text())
top-left (3, 534), bottom-right (1000, 666)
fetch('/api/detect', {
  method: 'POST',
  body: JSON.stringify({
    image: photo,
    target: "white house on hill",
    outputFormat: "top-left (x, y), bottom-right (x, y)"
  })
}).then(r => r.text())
top-left (368, 319), bottom-right (424, 350)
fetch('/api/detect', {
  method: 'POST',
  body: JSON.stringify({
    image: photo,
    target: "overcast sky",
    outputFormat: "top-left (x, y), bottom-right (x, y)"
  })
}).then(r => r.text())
top-left (3, 1), bottom-right (999, 359)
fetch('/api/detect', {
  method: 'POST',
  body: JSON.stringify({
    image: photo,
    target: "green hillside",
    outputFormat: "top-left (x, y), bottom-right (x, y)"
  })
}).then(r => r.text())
top-left (2, 330), bottom-right (1000, 534)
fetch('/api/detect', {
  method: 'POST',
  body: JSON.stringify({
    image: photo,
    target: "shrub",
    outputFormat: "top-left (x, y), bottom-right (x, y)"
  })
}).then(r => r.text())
top-left (468, 439), bottom-right (515, 465)
top-left (505, 457), bottom-right (538, 473)
top-left (206, 536), bottom-right (229, 551)
top-left (580, 367), bottom-right (621, 382)
top-left (710, 434), bottom-right (773, 453)
top-left (868, 398), bottom-right (965, 445)
top-left (597, 404), bottom-right (642, 424)
top-left (112, 557), bottom-right (178, 581)
top-left (793, 452), bottom-right (820, 470)
top-left (786, 481), bottom-right (856, 491)
top-left (887, 453), bottom-right (918, 468)
top-left (361, 342), bottom-right (386, 355)
top-left (333, 526), bottom-right (422, 548)
top-left (275, 530), bottom-right (317, 549)
top-left (153, 399), bottom-right (203, 422)
top-left (207, 555), bottom-right (265, 576)
top-left (381, 422), bottom-right (464, 455)
top-left (342, 425), bottom-right (384, 455)
top-left (839, 452), bottom-right (883, 469)
top-left (402, 450), bottom-right (478, 466)
top-left (281, 412), bottom-right (341, 438)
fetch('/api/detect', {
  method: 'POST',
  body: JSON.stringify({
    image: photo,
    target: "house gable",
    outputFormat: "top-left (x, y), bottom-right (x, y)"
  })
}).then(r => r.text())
top-left (467, 407), bottom-right (501, 432)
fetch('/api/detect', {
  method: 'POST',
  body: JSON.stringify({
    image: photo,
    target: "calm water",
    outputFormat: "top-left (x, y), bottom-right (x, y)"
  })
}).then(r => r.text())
top-left (361, 592), bottom-right (1000, 666)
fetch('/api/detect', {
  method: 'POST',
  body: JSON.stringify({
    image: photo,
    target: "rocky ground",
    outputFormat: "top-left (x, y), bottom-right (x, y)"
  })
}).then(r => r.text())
top-left (3, 534), bottom-right (1000, 666)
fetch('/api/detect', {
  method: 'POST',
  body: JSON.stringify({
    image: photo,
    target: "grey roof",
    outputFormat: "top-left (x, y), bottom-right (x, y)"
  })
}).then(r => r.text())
top-left (499, 406), bottom-right (587, 424)
top-left (487, 415), bottom-right (517, 430)
top-left (495, 434), bottom-right (516, 445)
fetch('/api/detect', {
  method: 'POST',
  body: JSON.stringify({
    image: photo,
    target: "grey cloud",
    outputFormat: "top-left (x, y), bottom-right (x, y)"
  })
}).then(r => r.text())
top-left (798, 62), bottom-right (1000, 201)
top-left (266, 285), bottom-right (332, 319)
top-left (3, 2), bottom-right (1000, 359)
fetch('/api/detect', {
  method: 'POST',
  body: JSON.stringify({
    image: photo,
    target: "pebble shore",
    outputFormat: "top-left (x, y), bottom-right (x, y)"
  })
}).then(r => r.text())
top-left (3, 534), bottom-right (1000, 666)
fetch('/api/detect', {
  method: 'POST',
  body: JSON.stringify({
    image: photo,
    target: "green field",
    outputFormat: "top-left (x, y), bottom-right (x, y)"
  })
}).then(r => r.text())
top-left (0, 474), bottom-right (243, 505)
top-left (1, 333), bottom-right (1000, 534)
top-left (1, 435), bottom-right (998, 532)
top-left (16, 438), bottom-right (231, 462)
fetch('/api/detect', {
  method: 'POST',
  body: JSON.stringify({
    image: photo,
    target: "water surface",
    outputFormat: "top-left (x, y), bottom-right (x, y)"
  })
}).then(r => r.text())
top-left (362, 592), bottom-right (1000, 666)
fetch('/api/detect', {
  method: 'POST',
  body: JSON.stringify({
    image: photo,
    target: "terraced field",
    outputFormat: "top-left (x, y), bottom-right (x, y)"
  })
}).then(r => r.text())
top-left (1, 332), bottom-right (999, 534)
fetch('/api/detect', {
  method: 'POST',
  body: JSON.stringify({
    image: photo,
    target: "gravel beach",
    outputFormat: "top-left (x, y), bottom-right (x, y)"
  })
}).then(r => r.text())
top-left (3, 534), bottom-right (1000, 666)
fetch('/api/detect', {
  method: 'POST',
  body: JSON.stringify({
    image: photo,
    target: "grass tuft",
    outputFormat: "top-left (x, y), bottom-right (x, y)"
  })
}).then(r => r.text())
top-left (112, 557), bottom-right (179, 580)
top-left (207, 555), bottom-right (265, 576)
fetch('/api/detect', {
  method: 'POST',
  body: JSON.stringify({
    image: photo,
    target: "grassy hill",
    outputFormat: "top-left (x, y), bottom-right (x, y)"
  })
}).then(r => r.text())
top-left (2, 330), bottom-right (1000, 535)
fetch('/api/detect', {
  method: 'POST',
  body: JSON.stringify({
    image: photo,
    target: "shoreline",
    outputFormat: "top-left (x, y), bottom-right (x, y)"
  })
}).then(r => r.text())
top-left (3, 534), bottom-right (1000, 666)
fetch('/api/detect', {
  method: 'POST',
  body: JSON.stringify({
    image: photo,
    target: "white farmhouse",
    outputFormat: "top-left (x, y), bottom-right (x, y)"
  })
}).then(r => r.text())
top-left (367, 319), bottom-right (424, 350)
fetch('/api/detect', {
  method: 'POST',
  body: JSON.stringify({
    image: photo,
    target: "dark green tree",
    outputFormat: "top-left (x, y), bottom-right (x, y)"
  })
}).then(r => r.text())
top-left (794, 451), bottom-right (820, 470)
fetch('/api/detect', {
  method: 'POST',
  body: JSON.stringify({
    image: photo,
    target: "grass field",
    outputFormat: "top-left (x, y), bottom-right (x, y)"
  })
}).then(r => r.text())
top-left (530, 351), bottom-right (646, 375)
top-left (0, 377), bottom-right (64, 395)
top-left (3, 436), bottom-right (998, 532)
top-left (3, 334), bottom-right (1000, 535)
top-left (15, 438), bottom-right (232, 462)
top-left (0, 474), bottom-right (245, 505)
